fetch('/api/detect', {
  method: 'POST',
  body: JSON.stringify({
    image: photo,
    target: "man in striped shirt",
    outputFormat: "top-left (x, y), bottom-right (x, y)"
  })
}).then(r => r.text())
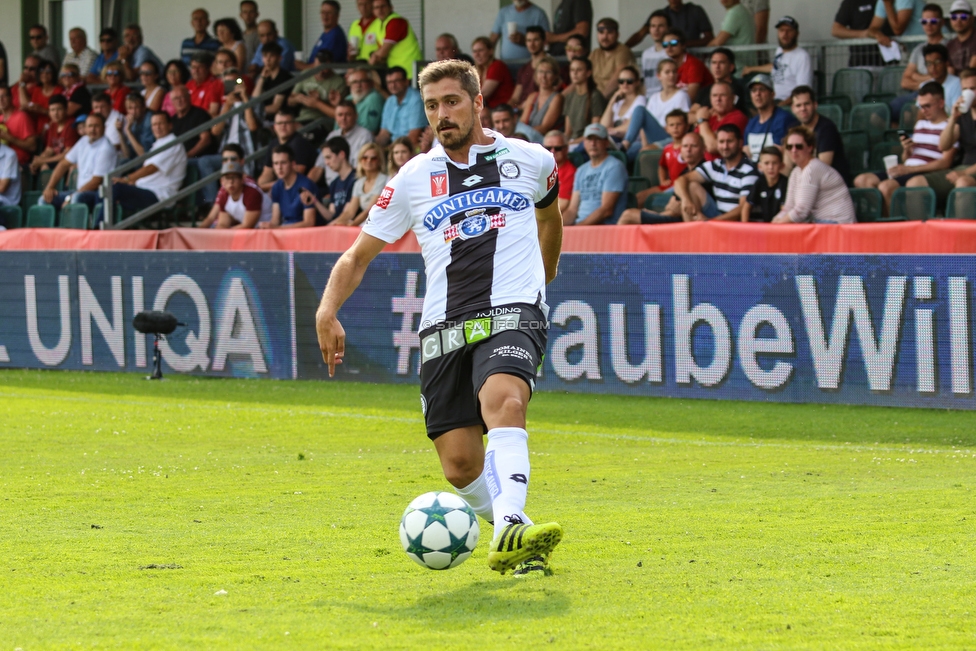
top-left (853, 81), bottom-right (955, 214)
top-left (673, 123), bottom-right (758, 221)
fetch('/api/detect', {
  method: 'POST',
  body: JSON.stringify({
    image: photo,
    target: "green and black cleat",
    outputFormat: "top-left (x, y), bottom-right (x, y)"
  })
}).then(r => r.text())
top-left (487, 517), bottom-right (562, 575)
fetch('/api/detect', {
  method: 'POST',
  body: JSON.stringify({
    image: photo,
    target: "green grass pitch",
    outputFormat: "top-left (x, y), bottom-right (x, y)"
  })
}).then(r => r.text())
top-left (2, 369), bottom-right (975, 649)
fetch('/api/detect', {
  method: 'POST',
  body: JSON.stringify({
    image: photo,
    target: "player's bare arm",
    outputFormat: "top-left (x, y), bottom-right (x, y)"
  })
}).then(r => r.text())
top-left (535, 199), bottom-right (563, 284)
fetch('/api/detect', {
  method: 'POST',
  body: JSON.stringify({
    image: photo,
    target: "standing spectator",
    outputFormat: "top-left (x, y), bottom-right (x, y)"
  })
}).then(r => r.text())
top-left (564, 57), bottom-right (607, 149)
top-left (212, 160), bottom-right (272, 228)
top-left (63, 28), bottom-right (98, 78)
top-left (181, 9), bottom-right (222, 65)
top-left (346, 67), bottom-right (384, 134)
top-left (40, 113), bottom-right (116, 212)
top-left (386, 136), bottom-right (414, 176)
top-left (213, 18), bottom-right (248, 71)
top-left (59, 64), bottom-right (90, 118)
top-left (315, 100), bottom-right (373, 185)
top-left (520, 57), bottom-right (565, 141)
top-left (600, 65), bottom-right (645, 147)
top-left (367, 0), bottom-right (423, 79)
top-left (306, 136), bottom-right (357, 224)
top-left (139, 61), bottom-right (165, 113)
top-left (742, 0), bottom-right (770, 45)
top-left (256, 107), bottom-right (317, 192)
top-left (947, 1), bottom-right (976, 72)
top-left (691, 48), bottom-right (750, 115)
top-left (674, 124), bottom-right (757, 221)
top-left (29, 25), bottom-right (60, 66)
top-left (250, 20), bottom-right (296, 73)
top-left (187, 52), bottom-right (223, 117)
top-left (262, 145), bottom-right (318, 229)
top-left (741, 147), bottom-right (787, 221)
top-left (119, 25), bottom-right (163, 82)
top-left (774, 127), bottom-right (855, 224)
top-left (490, 0), bottom-right (551, 61)
top-left (169, 85), bottom-right (216, 160)
top-left (102, 61), bottom-right (130, 113)
top-left (107, 112), bottom-right (188, 225)
top-left (117, 93), bottom-right (155, 162)
top-left (664, 0), bottom-right (714, 47)
top-left (638, 11), bottom-right (671, 96)
top-left (512, 27), bottom-right (548, 106)
top-left (694, 81), bottom-right (748, 160)
top-left (543, 130), bottom-right (576, 213)
top-left (898, 4), bottom-right (947, 116)
top-left (742, 17), bottom-right (811, 104)
top-left (91, 92), bottom-right (124, 148)
top-left (789, 86), bottom-right (850, 184)
top-left (161, 60), bottom-right (191, 117)
top-left (252, 41), bottom-right (293, 123)
top-left (832, 0), bottom-right (893, 67)
top-left (0, 86), bottom-right (38, 165)
top-left (618, 129), bottom-right (707, 224)
top-left (472, 37), bottom-right (514, 109)
top-left (334, 141), bottom-right (387, 225)
top-left (0, 141), bottom-right (20, 208)
top-left (492, 103), bottom-right (542, 143)
top-left (562, 124), bottom-right (627, 225)
top-left (300, 0), bottom-right (348, 69)
top-left (88, 28), bottom-right (121, 83)
top-left (21, 59), bottom-right (62, 132)
top-left (589, 18), bottom-right (636, 99)
top-left (348, 0), bottom-right (377, 62)
top-left (12, 55), bottom-right (40, 111)
top-left (376, 66), bottom-right (425, 147)
top-left (240, 0), bottom-right (262, 67)
top-left (548, 0), bottom-right (592, 57)
top-left (909, 70), bottom-right (976, 200)
top-left (30, 95), bottom-right (78, 173)
top-left (665, 29), bottom-right (713, 102)
top-left (743, 73), bottom-right (799, 161)
top-left (709, 0), bottom-right (756, 51)
top-left (291, 51), bottom-right (349, 129)
top-left (872, 0), bottom-right (927, 38)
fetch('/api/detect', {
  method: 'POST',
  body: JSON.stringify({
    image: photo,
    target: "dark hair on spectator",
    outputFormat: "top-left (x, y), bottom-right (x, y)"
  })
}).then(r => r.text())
top-left (716, 123), bottom-right (742, 140)
top-left (759, 146), bottom-right (783, 162)
top-left (273, 144), bottom-right (296, 160)
top-left (491, 103), bottom-right (516, 117)
top-left (216, 48), bottom-right (238, 63)
top-left (387, 66), bottom-right (408, 80)
top-left (786, 125), bottom-right (816, 148)
top-left (649, 9), bottom-right (670, 28)
top-left (223, 143), bottom-right (246, 158)
top-left (315, 48), bottom-right (334, 63)
top-left (164, 59), bottom-right (191, 85)
top-left (919, 80), bottom-right (946, 98)
top-left (922, 3), bottom-right (943, 17)
top-left (140, 59), bottom-right (160, 76)
top-left (99, 27), bottom-right (118, 42)
top-left (569, 57), bottom-right (597, 94)
top-left (322, 0), bottom-right (341, 12)
top-left (664, 28), bottom-right (685, 44)
top-left (85, 111), bottom-right (106, 125)
top-left (790, 84), bottom-right (817, 103)
top-left (125, 92), bottom-right (146, 105)
top-left (38, 59), bottom-right (58, 78)
top-left (710, 47), bottom-right (736, 68)
top-left (48, 94), bottom-right (68, 108)
top-left (597, 17), bottom-right (619, 31)
top-left (125, 24), bottom-right (144, 38)
top-left (324, 136), bottom-right (350, 158)
top-left (191, 51), bottom-right (215, 67)
top-left (31, 24), bottom-right (48, 36)
top-left (91, 92), bottom-right (112, 105)
top-left (418, 60), bottom-right (480, 100)
top-left (277, 105), bottom-right (299, 119)
top-left (923, 43), bottom-right (949, 63)
top-left (336, 99), bottom-right (357, 112)
top-left (241, 0), bottom-right (258, 8)
top-left (526, 25), bottom-right (546, 39)
top-left (214, 18), bottom-right (244, 41)
top-left (567, 33), bottom-right (588, 50)
top-left (263, 40), bottom-right (284, 56)
top-left (150, 110), bottom-right (172, 124)
top-left (666, 108), bottom-right (688, 122)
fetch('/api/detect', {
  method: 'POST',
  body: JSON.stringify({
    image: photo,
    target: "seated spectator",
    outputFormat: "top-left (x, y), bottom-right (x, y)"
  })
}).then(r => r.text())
top-left (20, 59), bottom-right (62, 132)
top-left (181, 9), bottom-right (222, 65)
top-left (102, 61), bottom-right (130, 113)
top-left (63, 28), bottom-right (98, 78)
top-left (305, 136), bottom-right (357, 224)
top-left (213, 160), bottom-right (272, 228)
top-left (898, 4), bottom-right (946, 115)
top-left (743, 73), bottom-right (799, 161)
top-left (29, 25), bottom-right (60, 67)
top-left (250, 19), bottom-right (296, 73)
top-left (120, 24), bottom-right (163, 82)
top-left (600, 65), bottom-right (645, 147)
top-left (773, 126), bottom-right (855, 223)
top-left (213, 18), bottom-right (248, 71)
top-left (139, 61), bottom-right (165, 113)
top-left (377, 66), bottom-right (425, 147)
top-left (471, 37), bottom-right (514, 109)
top-left (290, 50), bottom-right (348, 129)
top-left (90, 92), bottom-right (124, 149)
top-left (59, 64), bottom-right (91, 118)
top-left (789, 85), bottom-right (850, 183)
top-left (494, 103), bottom-right (543, 143)
top-left (315, 100), bottom-right (372, 186)
top-left (490, 0), bottom-right (551, 62)
top-left (742, 146), bottom-right (787, 221)
top-left (366, 0), bottom-right (424, 78)
top-left (619, 59), bottom-right (686, 160)
top-left (742, 17), bottom-right (811, 105)
top-left (434, 33), bottom-right (463, 61)
top-left (0, 86), bottom-right (39, 165)
top-left (257, 107), bottom-right (317, 192)
top-left (40, 113), bottom-right (117, 212)
top-left (347, 0), bottom-right (376, 62)
top-left (543, 130), bottom-right (576, 212)
top-left (162, 60), bottom-right (191, 116)
top-left (262, 145), bottom-right (318, 228)
top-left (947, 1), bottom-right (976, 72)
top-left (664, 28), bottom-right (712, 101)
top-left (252, 41), bottom-right (293, 123)
top-left (511, 27), bottom-right (549, 106)
top-left (334, 141), bottom-right (388, 225)
top-left (30, 95), bottom-right (78, 173)
top-left (638, 11), bottom-right (671, 95)
top-left (298, 0), bottom-right (347, 70)
top-left (564, 58), bottom-right (608, 149)
top-left (169, 85), bottom-right (217, 160)
top-left (12, 55), bottom-right (40, 111)
top-left (618, 111), bottom-right (695, 223)
top-left (387, 136), bottom-right (414, 176)
top-left (106, 111), bottom-right (188, 226)
top-left (117, 93), bottom-right (154, 162)
top-left (519, 57), bottom-right (564, 141)
top-left (347, 66), bottom-right (384, 134)
top-left (694, 81), bottom-right (748, 160)
top-left (832, 0), bottom-right (893, 67)
top-left (856, 82), bottom-right (954, 212)
top-left (0, 142), bottom-right (21, 208)
top-left (589, 18), bottom-right (636, 99)
top-left (87, 28), bottom-right (120, 84)
top-left (919, 44), bottom-right (962, 109)
top-left (690, 48), bottom-right (750, 115)
top-left (674, 123), bottom-right (757, 221)
top-left (197, 144), bottom-right (262, 226)
top-left (187, 52), bottom-right (223, 117)
top-left (562, 124), bottom-right (627, 225)
top-left (708, 0), bottom-right (755, 56)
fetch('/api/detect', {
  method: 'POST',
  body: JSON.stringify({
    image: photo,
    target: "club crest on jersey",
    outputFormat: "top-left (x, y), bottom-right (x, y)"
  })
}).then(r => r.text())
top-left (422, 187), bottom-right (530, 231)
top-left (499, 161), bottom-right (520, 179)
top-left (376, 185), bottom-right (394, 209)
top-left (443, 210), bottom-right (507, 242)
top-left (430, 171), bottom-right (447, 196)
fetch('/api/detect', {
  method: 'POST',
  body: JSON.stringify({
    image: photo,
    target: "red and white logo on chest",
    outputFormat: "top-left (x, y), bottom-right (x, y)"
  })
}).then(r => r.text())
top-left (430, 171), bottom-right (447, 197)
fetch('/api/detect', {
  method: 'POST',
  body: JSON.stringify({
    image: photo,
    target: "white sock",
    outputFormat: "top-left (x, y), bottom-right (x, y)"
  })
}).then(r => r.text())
top-left (455, 471), bottom-right (494, 523)
top-left (484, 427), bottom-right (533, 528)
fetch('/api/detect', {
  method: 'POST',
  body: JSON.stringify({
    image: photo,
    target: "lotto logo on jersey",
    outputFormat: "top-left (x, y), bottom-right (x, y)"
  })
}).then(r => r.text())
top-left (376, 185), bottom-right (395, 209)
top-left (430, 171), bottom-right (447, 197)
top-left (546, 166), bottom-right (558, 191)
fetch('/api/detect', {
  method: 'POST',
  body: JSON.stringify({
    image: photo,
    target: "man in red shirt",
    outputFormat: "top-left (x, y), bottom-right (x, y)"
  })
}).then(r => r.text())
top-left (664, 28), bottom-right (712, 101)
top-left (543, 129), bottom-right (575, 213)
top-left (0, 86), bottom-right (38, 165)
top-left (30, 95), bottom-right (78, 173)
top-left (694, 81), bottom-right (748, 159)
top-left (186, 52), bottom-right (224, 117)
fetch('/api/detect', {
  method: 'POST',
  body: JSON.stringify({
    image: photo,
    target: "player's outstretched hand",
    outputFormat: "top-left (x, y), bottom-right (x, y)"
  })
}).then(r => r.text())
top-left (316, 311), bottom-right (345, 377)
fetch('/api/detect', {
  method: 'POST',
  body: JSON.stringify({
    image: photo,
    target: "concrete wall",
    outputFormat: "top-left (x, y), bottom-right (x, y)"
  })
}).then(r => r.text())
top-left (0, 1), bottom-right (23, 76)
top-left (62, 0), bottom-right (100, 55)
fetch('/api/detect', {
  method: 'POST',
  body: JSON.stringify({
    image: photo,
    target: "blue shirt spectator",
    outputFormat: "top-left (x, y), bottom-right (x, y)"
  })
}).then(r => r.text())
top-left (181, 35), bottom-right (221, 65)
top-left (874, 0), bottom-right (926, 36)
top-left (0, 143), bottom-right (21, 207)
top-left (129, 112), bottom-right (155, 156)
top-left (90, 50), bottom-right (119, 77)
top-left (308, 29), bottom-right (348, 64)
top-left (744, 107), bottom-right (799, 162)
top-left (329, 170), bottom-right (357, 217)
top-left (272, 172), bottom-right (319, 224)
top-left (572, 152), bottom-right (628, 224)
top-left (380, 85), bottom-right (426, 141)
top-left (252, 38), bottom-right (297, 72)
top-left (490, 1), bottom-right (552, 60)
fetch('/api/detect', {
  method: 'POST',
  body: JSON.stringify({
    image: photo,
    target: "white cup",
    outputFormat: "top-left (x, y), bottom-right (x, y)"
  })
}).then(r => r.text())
top-left (962, 89), bottom-right (976, 114)
top-left (507, 21), bottom-right (518, 36)
top-left (350, 35), bottom-right (360, 49)
top-left (883, 154), bottom-right (899, 171)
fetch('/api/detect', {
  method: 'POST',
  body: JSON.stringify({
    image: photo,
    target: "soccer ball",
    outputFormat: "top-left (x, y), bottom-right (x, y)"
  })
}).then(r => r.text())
top-left (399, 491), bottom-right (480, 570)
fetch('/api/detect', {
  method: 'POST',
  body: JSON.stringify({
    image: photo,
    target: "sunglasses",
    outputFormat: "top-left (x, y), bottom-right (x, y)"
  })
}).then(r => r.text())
top-left (105, 70), bottom-right (121, 76)
top-left (547, 145), bottom-right (567, 151)
top-left (784, 143), bottom-right (806, 150)
top-left (951, 12), bottom-right (971, 19)
top-left (617, 78), bottom-right (636, 85)
top-left (919, 17), bottom-right (941, 24)
top-left (139, 70), bottom-right (155, 76)
top-left (663, 39), bottom-right (681, 47)
top-left (29, 34), bottom-right (44, 40)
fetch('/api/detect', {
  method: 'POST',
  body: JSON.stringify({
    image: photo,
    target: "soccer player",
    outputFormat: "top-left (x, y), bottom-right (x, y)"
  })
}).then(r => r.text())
top-left (315, 59), bottom-right (564, 576)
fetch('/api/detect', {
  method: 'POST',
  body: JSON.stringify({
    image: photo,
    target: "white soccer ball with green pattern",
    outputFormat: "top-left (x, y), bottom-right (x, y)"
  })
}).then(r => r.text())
top-left (399, 491), bottom-right (480, 570)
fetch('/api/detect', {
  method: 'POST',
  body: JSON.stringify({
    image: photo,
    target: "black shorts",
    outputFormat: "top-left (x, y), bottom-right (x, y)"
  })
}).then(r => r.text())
top-left (418, 303), bottom-right (548, 440)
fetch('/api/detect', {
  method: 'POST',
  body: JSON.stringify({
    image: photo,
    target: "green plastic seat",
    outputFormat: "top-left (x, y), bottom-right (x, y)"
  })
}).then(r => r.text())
top-left (833, 68), bottom-right (874, 105)
top-left (899, 102), bottom-right (919, 130)
top-left (817, 104), bottom-right (844, 129)
top-left (945, 188), bottom-right (976, 219)
top-left (849, 188), bottom-right (883, 222)
top-left (59, 202), bottom-right (90, 229)
top-left (21, 190), bottom-right (42, 213)
top-left (0, 205), bottom-right (23, 229)
top-left (864, 92), bottom-right (896, 106)
top-left (868, 141), bottom-right (903, 173)
top-left (875, 66), bottom-right (906, 96)
top-left (890, 186), bottom-right (936, 221)
top-left (850, 102), bottom-right (891, 146)
top-left (841, 130), bottom-right (871, 176)
top-left (26, 204), bottom-right (56, 228)
top-left (643, 192), bottom-right (673, 212)
top-left (636, 149), bottom-right (663, 187)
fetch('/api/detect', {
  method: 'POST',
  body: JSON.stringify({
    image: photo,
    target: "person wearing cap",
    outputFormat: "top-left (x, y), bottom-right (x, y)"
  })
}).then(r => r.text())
top-left (742, 73), bottom-right (799, 162)
top-left (742, 17), bottom-right (811, 105)
top-left (674, 123), bottom-right (758, 222)
top-left (212, 159), bottom-right (273, 229)
top-left (946, 0), bottom-right (976, 72)
top-left (561, 123), bottom-right (628, 225)
top-left (707, 0), bottom-right (756, 67)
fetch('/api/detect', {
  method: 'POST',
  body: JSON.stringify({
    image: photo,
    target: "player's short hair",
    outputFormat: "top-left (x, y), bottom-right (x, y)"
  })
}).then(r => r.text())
top-left (272, 144), bottom-right (295, 160)
top-left (418, 60), bottom-right (481, 101)
top-left (759, 146), bottom-right (783, 162)
top-left (324, 136), bottom-right (350, 158)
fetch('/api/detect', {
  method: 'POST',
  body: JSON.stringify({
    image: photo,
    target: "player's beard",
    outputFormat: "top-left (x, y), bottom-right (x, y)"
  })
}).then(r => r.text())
top-left (436, 112), bottom-right (475, 151)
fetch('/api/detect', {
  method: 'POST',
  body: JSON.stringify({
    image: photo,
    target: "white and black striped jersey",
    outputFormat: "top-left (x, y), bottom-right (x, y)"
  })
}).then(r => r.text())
top-left (695, 157), bottom-right (759, 213)
top-left (363, 130), bottom-right (559, 326)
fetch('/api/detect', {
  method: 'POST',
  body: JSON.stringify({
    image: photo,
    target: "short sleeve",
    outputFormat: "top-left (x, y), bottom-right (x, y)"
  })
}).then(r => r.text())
top-left (384, 18), bottom-right (409, 43)
top-left (603, 160), bottom-right (628, 194)
top-left (834, 0), bottom-right (852, 25)
top-left (216, 187), bottom-right (229, 210)
top-left (242, 186), bottom-right (263, 211)
top-left (271, 181), bottom-right (282, 204)
top-left (534, 148), bottom-right (559, 204)
top-left (695, 5), bottom-right (714, 32)
top-left (362, 172), bottom-right (412, 243)
top-left (0, 150), bottom-right (17, 179)
top-left (746, 182), bottom-right (761, 206)
top-left (492, 8), bottom-right (505, 35)
top-left (65, 142), bottom-right (81, 165)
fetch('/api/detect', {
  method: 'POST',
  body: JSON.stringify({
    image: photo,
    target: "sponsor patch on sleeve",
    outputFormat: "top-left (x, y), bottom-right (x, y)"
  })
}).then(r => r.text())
top-left (546, 165), bottom-right (558, 192)
top-left (376, 185), bottom-right (395, 209)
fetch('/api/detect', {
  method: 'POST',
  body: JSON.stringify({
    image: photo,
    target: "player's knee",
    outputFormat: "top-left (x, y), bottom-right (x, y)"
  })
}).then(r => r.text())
top-left (441, 454), bottom-right (482, 488)
top-left (482, 392), bottom-right (527, 424)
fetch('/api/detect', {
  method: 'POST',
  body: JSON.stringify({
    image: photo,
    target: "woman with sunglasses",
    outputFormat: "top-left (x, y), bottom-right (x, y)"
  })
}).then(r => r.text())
top-left (161, 59), bottom-right (191, 117)
top-left (772, 126), bottom-right (855, 224)
top-left (214, 18), bottom-right (248, 71)
top-left (20, 60), bottom-right (62, 131)
top-left (139, 61), bottom-right (164, 113)
top-left (335, 142), bottom-right (388, 226)
top-left (600, 65), bottom-right (645, 146)
top-left (102, 61), bottom-right (131, 113)
top-left (619, 58), bottom-right (686, 161)
top-left (520, 56), bottom-right (564, 137)
top-left (59, 64), bottom-right (91, 118)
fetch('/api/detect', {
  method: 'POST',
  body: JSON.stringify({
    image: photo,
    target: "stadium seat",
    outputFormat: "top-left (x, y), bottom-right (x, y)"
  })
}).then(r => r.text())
top-left (21, 190), bottom-right (42, 213)
top-left (849, 188), bottom-right (883, 222)
top-left (626, 176), bottom-right (650, 209)
top-left (817, 104), bottom-right (843, 129)
top-left (849, 103), bottom-right (891, 146)
top-left (875, 66), bottom-right (906, 96)
top-left (0, 205), bottom-right (22, 229)
top-left (832, 68), bottom-right (873, 105)
top-left (868, 141), bottom-right (902, 173)
top-left (841, 131), bottom-right (871, 176)
top-left (26, 204), bottom-right (56, 228)
top-left (882, 129), bottom-right (906, 144)
top-left (93, 202), bottom-right (124, 228)
top-left (899, 103), bottom-right (918, 130)
top-left (819, 96), bottom-right (852, 128)
top-left (636, 149), bottom-right (662, 187)
top-left (864, 93), bottom-right (896, 106)
top-left (889, 186), bottom-right (936, 221)
top-left (569, 150), bottom-right (587, 168)
top-left (945, 188), bottom-right (976, 219)
top-left (644, 192), bottom-right (672, 212)
top-left (59, 203), bottom-right (89, 229)
top-left (65, 167), bottom-right (79, 192)
top-left (35, 168), bottom-right (58, 192)
top-left (608, 149), bottom-right (627, 167)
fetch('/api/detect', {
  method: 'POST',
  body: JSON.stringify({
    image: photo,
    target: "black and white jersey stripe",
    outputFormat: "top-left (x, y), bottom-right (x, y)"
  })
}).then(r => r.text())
top-left (696, 158), bottom-right (759, 213)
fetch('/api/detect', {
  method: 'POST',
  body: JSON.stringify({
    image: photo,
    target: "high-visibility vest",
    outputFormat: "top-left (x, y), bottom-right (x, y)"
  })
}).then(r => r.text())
top-left (353, 17), bottom-right (379, 62)
top-left (375, 12), bottom-right (422, 79)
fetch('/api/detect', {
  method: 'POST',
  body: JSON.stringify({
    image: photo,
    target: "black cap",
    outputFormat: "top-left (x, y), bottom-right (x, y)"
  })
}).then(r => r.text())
top-left (776, 16), bottom-right (799, 29)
